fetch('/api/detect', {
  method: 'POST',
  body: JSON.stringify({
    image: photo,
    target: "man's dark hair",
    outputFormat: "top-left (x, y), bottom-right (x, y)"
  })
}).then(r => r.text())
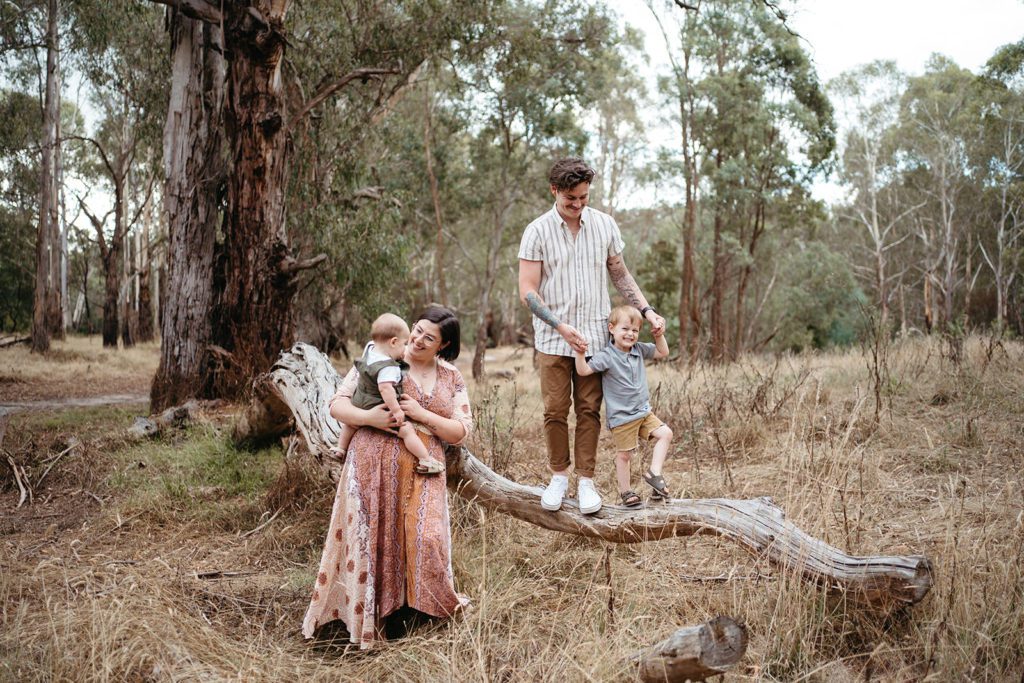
top-left (416, 304), bottom-right (461, 362)
top-left (548, 157), bottom-right (596, 191)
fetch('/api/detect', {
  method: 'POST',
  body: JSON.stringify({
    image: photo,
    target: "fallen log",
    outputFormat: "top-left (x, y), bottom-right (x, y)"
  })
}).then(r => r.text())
top-left (447, 447), bottom-right (932, 606)
top-left (128, 400), bottom-right (226, 440)
top-left (237, 342), bottom-right (933, 607)
top-left (633, 616), bottom-right (748, 682)
top-left (0, 335), bottom-right (30, 349)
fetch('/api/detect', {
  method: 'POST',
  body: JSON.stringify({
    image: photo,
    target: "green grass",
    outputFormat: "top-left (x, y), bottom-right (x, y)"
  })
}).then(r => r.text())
top-left (108, 426), bottom-right (284, 523)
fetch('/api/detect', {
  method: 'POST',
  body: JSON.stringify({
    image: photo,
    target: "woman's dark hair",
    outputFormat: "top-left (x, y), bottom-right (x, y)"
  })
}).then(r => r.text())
top-left (548, 157), bottom-right (596, 191)
top-left (417, 305), bottom-right (460, 362)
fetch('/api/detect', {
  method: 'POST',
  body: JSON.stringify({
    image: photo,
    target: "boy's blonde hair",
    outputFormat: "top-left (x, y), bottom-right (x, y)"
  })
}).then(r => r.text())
top-left (371, 313), bottom-right (410, 343)
top-left (608, 305), bottom-right (642, 327)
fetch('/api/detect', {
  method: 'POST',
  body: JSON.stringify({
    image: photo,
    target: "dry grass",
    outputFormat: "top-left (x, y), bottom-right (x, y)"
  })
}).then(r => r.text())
top-left (2, 335), bottom-right (1023, 681)
top-left (0, 336), bottom-right (158, 403)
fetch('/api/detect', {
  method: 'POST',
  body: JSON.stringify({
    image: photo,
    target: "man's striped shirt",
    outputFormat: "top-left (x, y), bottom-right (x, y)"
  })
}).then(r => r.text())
top-left (518, 205), bottom-right (625, 357)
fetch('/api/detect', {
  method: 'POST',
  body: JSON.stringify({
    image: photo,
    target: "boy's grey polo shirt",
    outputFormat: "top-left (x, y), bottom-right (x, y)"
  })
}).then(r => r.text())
top-left (587, 341), bottom-right (657, 429)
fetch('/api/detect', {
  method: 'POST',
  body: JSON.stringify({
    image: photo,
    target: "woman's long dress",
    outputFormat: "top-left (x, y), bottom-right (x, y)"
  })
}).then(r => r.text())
top-left (301, 359), bottom-right (472, 648)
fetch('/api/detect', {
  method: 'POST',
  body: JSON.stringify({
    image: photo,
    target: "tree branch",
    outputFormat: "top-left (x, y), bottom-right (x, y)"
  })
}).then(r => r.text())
top-left (65, 135), bottom-right (116, 183)
top-left (290, 67), bottom-right (401, 131)
top-left (279, 253), bottom-right (328, 276)
top-left (76, 195), bottom-right (113, 261)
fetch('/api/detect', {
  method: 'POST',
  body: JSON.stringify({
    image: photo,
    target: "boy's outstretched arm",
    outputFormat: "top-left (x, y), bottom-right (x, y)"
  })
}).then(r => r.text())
top-left (574, 349), bottom-right (595, 376)
top-left (652, 327), bottom-right (670, 360)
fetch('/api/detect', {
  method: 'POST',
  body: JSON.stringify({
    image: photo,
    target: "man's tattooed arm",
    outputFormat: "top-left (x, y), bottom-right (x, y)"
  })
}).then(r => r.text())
top-left (526, 291), bottom-right (562, 330)
top-left (607, 254), bottom-right (648, 309)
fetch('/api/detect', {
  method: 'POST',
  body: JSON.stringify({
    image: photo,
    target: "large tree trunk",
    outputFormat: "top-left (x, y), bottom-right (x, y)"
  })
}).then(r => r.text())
top-left (31, 0), bottom-right (61, 354)
top-left (237, 342), bottom-right (935, 608)
top-left (211, 3), bottom-right (295, 397)
top-left (101, 250), bottom-right (120, 347)
top-left (150, 12), bottom-right (226, 410)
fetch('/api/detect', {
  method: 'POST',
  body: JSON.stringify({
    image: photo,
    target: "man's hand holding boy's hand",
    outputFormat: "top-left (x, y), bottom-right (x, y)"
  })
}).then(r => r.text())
top-left (645, 309), bottom-right (666, 335)
top-left (557, 323), bottom-right (588, 354)
top-left (651, 325), bottom-right (665, 338)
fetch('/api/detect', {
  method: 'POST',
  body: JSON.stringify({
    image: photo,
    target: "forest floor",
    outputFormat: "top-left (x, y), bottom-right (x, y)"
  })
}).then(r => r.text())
top-left (1, 334), bottom-right (1023, 681)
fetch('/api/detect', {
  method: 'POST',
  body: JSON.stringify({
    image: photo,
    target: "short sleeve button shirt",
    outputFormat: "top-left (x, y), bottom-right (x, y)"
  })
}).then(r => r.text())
top-left (518, 205), bottom-right (626, 357)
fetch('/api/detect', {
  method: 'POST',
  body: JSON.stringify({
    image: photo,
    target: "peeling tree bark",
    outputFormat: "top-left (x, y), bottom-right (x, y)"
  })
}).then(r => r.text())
top-left (235, 342), bottom-right (934, 608)
top-left (150, 10), bottom-right (226, 410)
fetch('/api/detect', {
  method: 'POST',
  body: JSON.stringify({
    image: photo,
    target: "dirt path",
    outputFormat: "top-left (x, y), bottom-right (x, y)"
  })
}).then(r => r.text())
top-left (0, 393), bottom-right (149, 417)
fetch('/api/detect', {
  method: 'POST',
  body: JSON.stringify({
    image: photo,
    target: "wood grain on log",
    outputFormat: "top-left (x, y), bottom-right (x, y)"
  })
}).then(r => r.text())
top-left (239, 342), bottom-right (933, 607)
top-left (633, 616), bottom-right (748, 682)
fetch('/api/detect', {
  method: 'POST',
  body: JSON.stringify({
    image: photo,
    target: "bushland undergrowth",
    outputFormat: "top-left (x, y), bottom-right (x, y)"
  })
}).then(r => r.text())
top-left (2, 335), bottom-right (1022, 681)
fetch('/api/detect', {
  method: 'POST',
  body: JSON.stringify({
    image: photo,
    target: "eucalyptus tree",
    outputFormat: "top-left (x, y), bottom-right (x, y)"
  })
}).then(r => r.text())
top-left (1, 0), bottom-right (65, 349)
top-left (976, 42), bottom-right (1024, 332)
top-left (647, 0), bottom-right (702, 358)
top-left (655, 0), bottom-right (834, 362)
top-left (831, 61), bottom-right (919, 330)
top-left (68, 0), bottom-right (168, 348)
top-left (150, 0), bottom-right (489, 409)
top-left (590, 25), bottom-right (648, 217)
top-left (897, 56), bottom-right (979, 335)
top-left (0, 90), bottom-right (42, 332)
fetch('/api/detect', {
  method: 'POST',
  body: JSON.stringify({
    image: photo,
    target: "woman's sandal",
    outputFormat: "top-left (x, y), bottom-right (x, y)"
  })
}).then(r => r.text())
top-left (414, 458), bottom-right (445, 475)
top-left (620, 490), bottom-right (642, 507)
top-left (643, 470), bottom-right (670, 499)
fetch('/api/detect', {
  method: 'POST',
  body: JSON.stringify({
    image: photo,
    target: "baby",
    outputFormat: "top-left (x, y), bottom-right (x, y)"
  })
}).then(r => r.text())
top-left (574, 305), bottom-right (673, 506)
top-left (337, 313), bottom-right (445, 475)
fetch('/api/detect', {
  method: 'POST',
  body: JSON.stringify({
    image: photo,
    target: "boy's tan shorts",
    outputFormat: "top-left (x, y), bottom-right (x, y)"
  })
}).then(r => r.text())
top-left (610, 413), bottom-right (664, 451)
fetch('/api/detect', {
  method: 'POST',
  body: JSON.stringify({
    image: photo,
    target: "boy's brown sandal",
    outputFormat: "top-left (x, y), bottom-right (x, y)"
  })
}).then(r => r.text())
top-left (643, 470), bottom-right (670, 499)
top-left (619, 490), bottom-right (642, 507)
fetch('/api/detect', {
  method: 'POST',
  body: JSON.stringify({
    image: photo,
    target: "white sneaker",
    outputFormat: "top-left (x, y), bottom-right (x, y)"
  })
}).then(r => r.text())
top-left (541, 474), bottom-right (569, 511)
top-left (577, 478), bottom-right (603, 514)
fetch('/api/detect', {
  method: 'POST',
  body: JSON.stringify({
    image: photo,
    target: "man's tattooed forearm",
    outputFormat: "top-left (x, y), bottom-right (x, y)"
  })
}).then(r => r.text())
top-left (608, 259), bottom-right (644, 308)
top-left (526, 292), bottom-right (561, 329)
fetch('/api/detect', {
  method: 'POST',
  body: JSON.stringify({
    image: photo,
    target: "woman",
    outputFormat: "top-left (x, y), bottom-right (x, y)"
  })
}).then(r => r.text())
top-left (302, 305), bottom-right (472, 648)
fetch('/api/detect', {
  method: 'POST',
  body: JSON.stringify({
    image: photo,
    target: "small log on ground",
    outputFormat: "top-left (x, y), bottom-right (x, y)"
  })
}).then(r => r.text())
top-left (238, 342), bottom-right (933, 607)
top-left (128, 400), bottom-right (223, 440)
top-left (0, 335), bottom-right (30, 348)
top-left (632, 616), bottom-right (748, 682)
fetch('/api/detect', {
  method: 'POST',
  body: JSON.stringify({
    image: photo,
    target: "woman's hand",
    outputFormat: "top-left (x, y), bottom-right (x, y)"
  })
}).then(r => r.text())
top-left (398, 391), bottom-right (467, 445)
top-left (364, 404), bottom-right (400, 433)
top-left (397, 393), bottom-right (427, 423)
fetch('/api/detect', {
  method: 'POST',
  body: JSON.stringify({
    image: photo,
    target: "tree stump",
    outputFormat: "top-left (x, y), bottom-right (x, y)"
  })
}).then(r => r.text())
top-left (633, 616), bottom-right (748, 682)
top-left (235, 342), bottom-right (933, 607)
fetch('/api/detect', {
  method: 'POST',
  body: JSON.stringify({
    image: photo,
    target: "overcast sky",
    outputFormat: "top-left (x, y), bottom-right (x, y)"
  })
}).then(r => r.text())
top-left (786, 0), bottom-right (1024, 82)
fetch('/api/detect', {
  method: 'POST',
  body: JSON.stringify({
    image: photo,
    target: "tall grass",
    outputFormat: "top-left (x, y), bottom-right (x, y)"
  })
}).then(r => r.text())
top-left (2, 336), bottom-right (1022, 680)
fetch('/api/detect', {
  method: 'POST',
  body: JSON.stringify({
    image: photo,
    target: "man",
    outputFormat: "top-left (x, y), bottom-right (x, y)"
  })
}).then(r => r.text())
top-left (518, 157), bottom-right (666, 514)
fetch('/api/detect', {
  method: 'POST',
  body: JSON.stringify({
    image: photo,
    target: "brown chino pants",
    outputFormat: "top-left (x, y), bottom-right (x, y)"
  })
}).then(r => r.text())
top-left (537, 351), bottom-right (603, 478)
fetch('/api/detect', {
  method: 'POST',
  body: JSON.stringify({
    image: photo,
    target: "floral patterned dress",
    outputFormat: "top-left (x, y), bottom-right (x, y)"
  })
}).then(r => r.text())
top-left (301, 359), bottom-right (472, 648)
